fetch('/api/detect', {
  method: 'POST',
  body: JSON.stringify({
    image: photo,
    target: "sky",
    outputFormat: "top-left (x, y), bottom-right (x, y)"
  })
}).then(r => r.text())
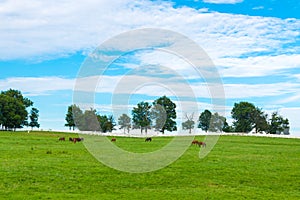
top-left (0, 0), bottom-right (299, 135)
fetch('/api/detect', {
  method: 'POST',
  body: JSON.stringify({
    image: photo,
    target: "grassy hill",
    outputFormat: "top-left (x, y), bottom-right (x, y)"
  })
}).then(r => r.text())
top-left (0, 131), bottom-right (299, 199)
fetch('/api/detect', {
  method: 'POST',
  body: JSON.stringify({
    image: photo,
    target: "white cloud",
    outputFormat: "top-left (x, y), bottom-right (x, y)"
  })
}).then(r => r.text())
top-left (252, 6), bottom-right (264, 10)
top-left (216, 54), bottom-right (300, 77)
top-left (0, 77), bottom-right (74, 95)
top-left (2, 75), bottom-right (299, 100)
top-left (203, 0), bottom-right (243, 4)
top-left (0, 0), bottom-right (299, 61)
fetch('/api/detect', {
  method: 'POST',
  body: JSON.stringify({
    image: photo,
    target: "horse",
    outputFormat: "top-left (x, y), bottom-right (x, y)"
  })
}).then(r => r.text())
top-left (191, 140), bottom-right (206, 147)
top-left (72, 138), bottom-right (84, 143)
top-left (69, 137), bottom-right (73, 142)
top-left (111, 138), bottom-right (116, 142)
top-left (191, 140), bottom-right (199, 145)
top-left (145, 137), bottom-right (152, 142)
top-left (197, 141), bottom-right (206, 147)
top-left (58, 137), bottom-right (65, 141)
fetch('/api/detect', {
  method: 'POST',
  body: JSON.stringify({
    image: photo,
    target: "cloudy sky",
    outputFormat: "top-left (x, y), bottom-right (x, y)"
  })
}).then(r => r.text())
top-left (0, 0), bottom-right (299, 135)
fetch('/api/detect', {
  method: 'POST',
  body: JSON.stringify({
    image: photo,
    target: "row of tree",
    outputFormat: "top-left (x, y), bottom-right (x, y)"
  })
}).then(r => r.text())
top-left (185, 101), bottom-right (289, 134)
top-left (0, 89), bottom-right (40, 131)
top-left (65, 96), bottom-right (177, 133)
top-left (65, 97), bottom-right (290, 135)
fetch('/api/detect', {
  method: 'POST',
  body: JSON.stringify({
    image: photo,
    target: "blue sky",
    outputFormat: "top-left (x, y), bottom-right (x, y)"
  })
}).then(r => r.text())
top-left (0, 0), bottom-right (299, 134)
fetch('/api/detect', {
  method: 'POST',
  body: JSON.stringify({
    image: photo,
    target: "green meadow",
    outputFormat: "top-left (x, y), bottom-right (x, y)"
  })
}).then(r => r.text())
top-left (0, 131), bottom-right (299, 199)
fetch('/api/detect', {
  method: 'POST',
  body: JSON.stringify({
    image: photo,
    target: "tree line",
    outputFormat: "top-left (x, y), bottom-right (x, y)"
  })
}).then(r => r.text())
top-left (0, 89), bottom-right (40, 131)
top-left (65, 97), bottom-right (290, 135)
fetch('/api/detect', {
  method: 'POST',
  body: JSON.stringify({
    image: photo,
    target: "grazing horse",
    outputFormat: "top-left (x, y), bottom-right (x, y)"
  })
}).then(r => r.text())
top-left (191, 140), bottom-right (199, 145)
top-left (111, 138), bottom-right (116, 142)
top-left (145, 137), bottom-right (152, 142)
top-left (72, 138), bottom-right (84, 143)
top-left (197, 141), bottom-right (206, 147)
top-left (58, 137), bottom-right (65, 141)
top-left (69, 137), bottom-right (73, 142)
top-left (191, 140), bottom-right (206, 147)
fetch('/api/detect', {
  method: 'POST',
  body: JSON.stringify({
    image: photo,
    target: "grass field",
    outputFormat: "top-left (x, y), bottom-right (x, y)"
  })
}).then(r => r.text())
top-left (0, 131), bottom-right (300, 199)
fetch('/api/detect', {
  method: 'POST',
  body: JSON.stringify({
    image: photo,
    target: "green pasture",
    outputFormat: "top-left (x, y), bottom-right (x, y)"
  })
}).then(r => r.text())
top-left (0, 131), bottom-right (299, 199)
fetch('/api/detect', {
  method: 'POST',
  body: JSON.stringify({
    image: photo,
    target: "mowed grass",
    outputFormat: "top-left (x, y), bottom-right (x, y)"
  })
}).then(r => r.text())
top-left (0, 131), bottom-right (300, 199)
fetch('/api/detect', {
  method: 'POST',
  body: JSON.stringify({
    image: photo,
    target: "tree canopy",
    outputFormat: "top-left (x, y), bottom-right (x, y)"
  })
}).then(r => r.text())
top-left (29, 108), bottom-right (40, 130)
top-left (132, 101), bottom-right (152, 134)
top-left (0, 89), bottom-right (37, 131)
top-left (152, 96), bottom-right (177, 134)
top-left (118, 114), bottom-right (131, 134)
top-left (64, 99), bottom-right (290, 135)
top-left (198, 110), bottom-right (212, 132)
top-left (64, 105), bottom-right (116, 132)
top-left (182, 113), bottom-right (195, 133)
top-left (208, 112), bottom-right (227, 133)
top-left (269, 112), bottom-right (290, 134)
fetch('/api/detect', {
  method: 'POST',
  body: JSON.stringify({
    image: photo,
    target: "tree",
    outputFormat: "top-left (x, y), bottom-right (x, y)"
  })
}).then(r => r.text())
top-left (268, 112), bottom-right (290, 134)
top-left (208, 112), bottom-right (226, 132)
top-left (152, 96), bottom-right (177, 134)
top-left (118, 114), bottom-right (131, 134)
top-left (198, 110), bottom-right (212, 132)
top-left (282, 118), bottom-right (290, 135)
top-left (182, 113), bottom-right (195, 133)
top-left (2, 89), bottom-right (33, 107)
top-left (0, 89), bottom-right (33, 131)
top-left (78, 108), bottom-right (100, 131)
top-left (222, 122), bottom-right (234, 133)
top-left (231, 102), bottom-right (257, 133)
top-left (29, 108), bottom-right (40, 130)
top-left (98, 114), bottom-right (116, 133)
top-left (252, 108), bottom-right (269, 133)
top-left (132, 101), bottom-right (152, 134)
top-left (64, 104), bottom-right (84, 130)
top-left (65, 105), bottom-right (76, 130)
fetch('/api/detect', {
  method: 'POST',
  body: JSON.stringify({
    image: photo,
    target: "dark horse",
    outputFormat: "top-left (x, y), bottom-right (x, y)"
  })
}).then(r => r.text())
top-left (191, 140), bottom-right (206, 147)
top-left (145, 137), bottom-right (152, 142)
top-left (191, 140), bottom-right (199, 145)
top-left (70, 137), bottom-right (84, 143)
top-left (58, 137), bottom-right (65, 141)
top-left (197, 141), bottom-right (206, 147)
top-left (111, 138), bottom-right (116, 142)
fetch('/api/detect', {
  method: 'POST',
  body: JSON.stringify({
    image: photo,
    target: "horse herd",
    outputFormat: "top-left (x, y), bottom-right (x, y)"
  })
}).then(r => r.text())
top-left (58, 137), bottom-right (84, 143)
top-left (58, 136), bottom-right (206, 147)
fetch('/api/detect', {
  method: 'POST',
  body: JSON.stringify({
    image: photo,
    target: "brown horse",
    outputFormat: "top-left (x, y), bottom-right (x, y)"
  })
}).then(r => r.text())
top-left (191, 140), bottom-right (206, 147)
top-left (191, 140), bottom-right (199, 145)
top-left (111, 138), bottom-right (116, 142)
top-left (72, 138), bottom-right (84, 143)
top-left (197, 141), bottom-right (206, 147)
top-left (58, 137), bottom-right (65, 141)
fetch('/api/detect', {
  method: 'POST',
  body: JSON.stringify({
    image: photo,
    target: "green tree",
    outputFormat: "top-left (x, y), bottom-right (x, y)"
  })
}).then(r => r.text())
top-left (2, 89), bottom-right (33, 107)
top-left (29, 108), bottom-right (40, 130)
top-left (98, 114), bottom-right (116, 133)
top-left (132, 101), bottom-right (152, 134)
top-left (182, 113), bottom-right (195, 133)
top-left (65, 104), bottom-right (80, 130)
top-left (198, 110), bottom-right (212, 132)
top-left (118, 114), bottom-right (131, 134)
top-left (152, 96), bottom-right (177, 134)
top-left (252, 108), bottom-right (269, 133)
top-left (268, 112), bottom-right (290, 134)
top-left (0, 89), bottom-right (33, 131)
top-left (222, 122), bottom-right (234, 133)
top-left (208, 112), bottom-right (226, 133)
top-left (231, 102), bottom-right (257, 132)
top-left (77, 108), bottom-right (100, 131)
